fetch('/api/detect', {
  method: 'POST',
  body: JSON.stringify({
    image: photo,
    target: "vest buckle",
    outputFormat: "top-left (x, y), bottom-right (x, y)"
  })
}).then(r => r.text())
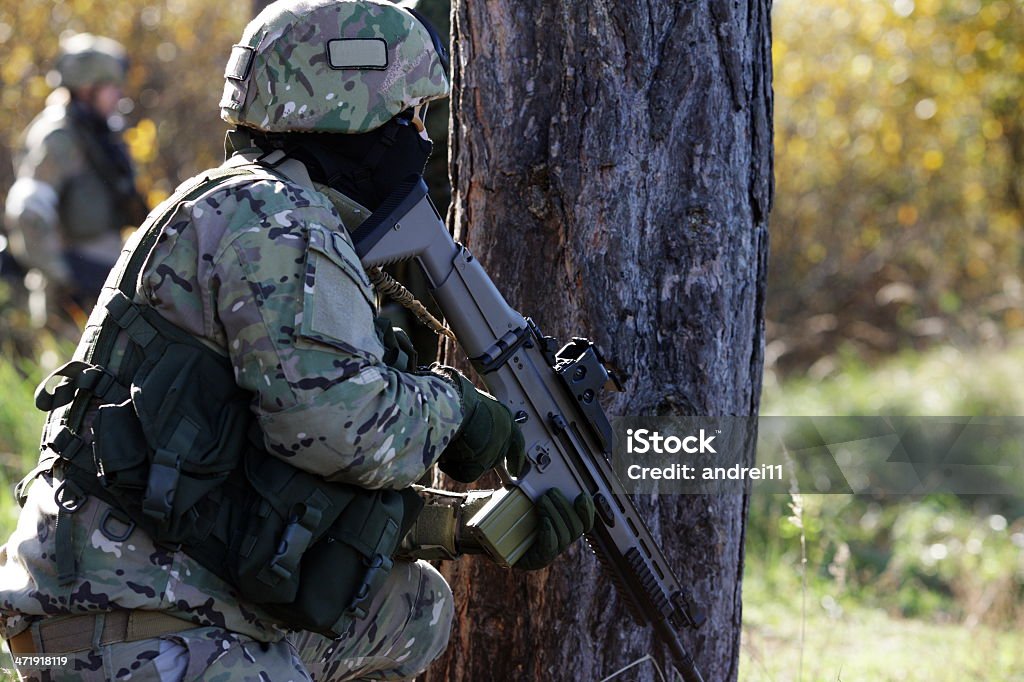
top-left (142, 448), bottom-right (180, 524)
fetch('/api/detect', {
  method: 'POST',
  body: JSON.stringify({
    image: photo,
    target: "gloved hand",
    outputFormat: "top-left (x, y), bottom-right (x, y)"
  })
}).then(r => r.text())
top-left (514, 488), bottom-right (595, 570)
top-left (430, 364), bottom-right (526, 483)
top-left (375, 316), bottom-right (418, 371)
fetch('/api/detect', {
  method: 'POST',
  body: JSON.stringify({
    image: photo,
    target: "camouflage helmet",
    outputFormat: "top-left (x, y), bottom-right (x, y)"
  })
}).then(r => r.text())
top-left (220, 0), bottom-right (449, 134)
top-left (54, 33), bottom-right (128, 89)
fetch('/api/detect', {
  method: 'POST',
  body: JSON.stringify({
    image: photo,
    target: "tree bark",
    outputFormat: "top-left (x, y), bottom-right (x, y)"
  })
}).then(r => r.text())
top-left (426, 1), bottom-right (773, 681)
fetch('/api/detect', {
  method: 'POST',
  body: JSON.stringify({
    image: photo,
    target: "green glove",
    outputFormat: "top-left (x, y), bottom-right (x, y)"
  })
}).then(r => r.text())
top-left (431, 365), bottom-right (526, 483)
top-left (514, 488), bottom-right (596, 571)
top-left (375, 316), bottom-right (418, 371)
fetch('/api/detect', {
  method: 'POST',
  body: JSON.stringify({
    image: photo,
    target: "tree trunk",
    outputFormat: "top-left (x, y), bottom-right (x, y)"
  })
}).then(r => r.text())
top-left (426, 1), bottom-right (773, 681)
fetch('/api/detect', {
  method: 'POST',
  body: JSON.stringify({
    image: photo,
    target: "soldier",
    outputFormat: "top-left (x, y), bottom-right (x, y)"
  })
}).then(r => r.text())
top-left (3, 33), bottom-right (146, 324)
top-left (0, 2), bottom-right (593, 681)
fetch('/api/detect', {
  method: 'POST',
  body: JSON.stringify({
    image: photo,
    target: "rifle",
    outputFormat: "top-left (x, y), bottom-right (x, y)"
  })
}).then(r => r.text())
top-left (350, 177), bottom-right (707, 682)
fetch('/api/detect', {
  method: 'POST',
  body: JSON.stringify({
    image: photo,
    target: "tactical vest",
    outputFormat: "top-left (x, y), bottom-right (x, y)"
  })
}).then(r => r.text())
top-left (20, 161), bottom-right (413, 637)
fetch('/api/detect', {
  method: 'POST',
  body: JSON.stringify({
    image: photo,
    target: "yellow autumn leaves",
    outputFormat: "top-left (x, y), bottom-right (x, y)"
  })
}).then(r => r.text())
top-left (0, 1), bottom-right (250, 210)
top-left (770, 0), bottom-right (1024, 366)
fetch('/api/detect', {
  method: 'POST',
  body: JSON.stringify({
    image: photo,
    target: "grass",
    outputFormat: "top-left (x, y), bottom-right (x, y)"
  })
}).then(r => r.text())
top-left (761, 342), bottom-right (1024, 417)
top-left (0, 345), bottom-right (50, 679)
top-left (741, 584), bottom-right (1024, 681)
top-left (0, 353), bottom-right (49, 540)
top-left (741, 492), bottom-right (1024, 681)
top-left (744, 344), bottom-right (1024, 681)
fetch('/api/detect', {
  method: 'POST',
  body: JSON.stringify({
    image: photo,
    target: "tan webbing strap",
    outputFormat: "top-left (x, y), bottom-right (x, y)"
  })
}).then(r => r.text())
top-left (124, 611), bottom-right (193, 641)
top-left (8, 610), bottom-right (192, 655)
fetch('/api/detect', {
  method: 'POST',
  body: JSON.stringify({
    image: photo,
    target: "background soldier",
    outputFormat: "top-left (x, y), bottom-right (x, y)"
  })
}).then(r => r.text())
top-left (1, 1), bottom-right (591, 680)
top-left (3, 33), bottom-right (146, 325)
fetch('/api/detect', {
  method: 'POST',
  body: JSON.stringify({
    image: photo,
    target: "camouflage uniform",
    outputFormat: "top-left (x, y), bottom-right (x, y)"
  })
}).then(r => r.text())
top-left (4, 34), bottom-right (143, 311)
top-left (1, 147), bottom-right (460, 680)
top-left (2, 3), bottom-right (469, 679)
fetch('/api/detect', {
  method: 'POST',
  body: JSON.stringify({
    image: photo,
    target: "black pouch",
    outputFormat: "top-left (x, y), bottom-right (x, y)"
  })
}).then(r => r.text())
top-left (88, 313), bottom-right (409, 637)
top-left (127, 341), bottom-right (250, 544)
top-left (233, 452), bottom-right (353, 604)
top-left (275, 485), bottom-right (404, 635)
top-left (234, 450), bottom-right (405, 637)
top-left (91, 398), bottom-right (150, 493)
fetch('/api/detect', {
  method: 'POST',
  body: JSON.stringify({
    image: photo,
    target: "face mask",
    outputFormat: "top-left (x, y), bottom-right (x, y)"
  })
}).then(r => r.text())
top-left (284, 118), bottom-right (432, 210)
top-left (357, 122), bottom-right (433, 206)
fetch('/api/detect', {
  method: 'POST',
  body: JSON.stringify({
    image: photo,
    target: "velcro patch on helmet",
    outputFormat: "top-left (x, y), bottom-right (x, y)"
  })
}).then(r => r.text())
top-left (327, 39), bottom-right (388, 70)
top-left (224, 45), bottom-right (256, 81)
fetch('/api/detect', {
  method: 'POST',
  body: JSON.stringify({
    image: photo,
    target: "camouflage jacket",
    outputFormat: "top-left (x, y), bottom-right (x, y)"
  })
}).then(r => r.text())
top-left (0, 149), bottom-right (463, 642)
top-left (3, 96), bottom-right (136, 284)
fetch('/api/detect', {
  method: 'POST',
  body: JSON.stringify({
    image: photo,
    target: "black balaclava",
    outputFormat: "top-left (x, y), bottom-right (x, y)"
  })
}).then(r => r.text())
top-left (250, 112), bottom-right (432, 211)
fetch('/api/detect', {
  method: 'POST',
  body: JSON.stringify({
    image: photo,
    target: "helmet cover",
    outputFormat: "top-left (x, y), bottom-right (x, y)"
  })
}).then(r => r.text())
top-left (220, 0), bottom-right (450, 134)
top-left (55, 33), bottom-right (128, 89)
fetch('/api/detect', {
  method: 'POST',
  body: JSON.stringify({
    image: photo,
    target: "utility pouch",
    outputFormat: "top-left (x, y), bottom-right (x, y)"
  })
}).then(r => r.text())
top-left (285, 484), bottom-right (404, 631)
top-left (92, 339), bottom-right (250, 545)
top-left (92, 398), bottom-right (149, 492)
top-left (234, 452), bottom-right (352, 603)
top-left (235, 450), bottom-right (406, 637)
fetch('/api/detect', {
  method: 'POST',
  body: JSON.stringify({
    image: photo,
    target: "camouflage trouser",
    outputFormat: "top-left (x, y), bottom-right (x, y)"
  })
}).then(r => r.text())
top-left (14, 561), bottom-right (453, 682)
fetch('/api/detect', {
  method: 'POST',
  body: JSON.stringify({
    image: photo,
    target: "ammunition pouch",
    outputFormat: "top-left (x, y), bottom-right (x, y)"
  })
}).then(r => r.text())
top-left (24, 163), bottom-right (412, 638)
top-left (235, 452), bottom-right (405, 631)
top-left (90, 328), bottom-right (249, 545)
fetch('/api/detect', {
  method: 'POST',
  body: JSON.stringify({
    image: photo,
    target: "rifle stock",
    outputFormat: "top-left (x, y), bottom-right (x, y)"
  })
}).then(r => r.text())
top-left (353, 178), bottom-right (706, 682)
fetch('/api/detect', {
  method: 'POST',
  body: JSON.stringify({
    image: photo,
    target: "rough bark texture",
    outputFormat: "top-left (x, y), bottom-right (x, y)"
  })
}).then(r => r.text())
top-left (426, 1), bottom-right (773, 681)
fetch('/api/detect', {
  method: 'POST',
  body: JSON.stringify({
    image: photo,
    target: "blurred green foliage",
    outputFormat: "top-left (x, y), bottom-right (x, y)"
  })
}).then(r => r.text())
top-left (743, 490), bottom-right (1024, 679)
top-left (747, 493), bottom-right (1024, 626)
top-left (0, 355), bottom-right (43, 540)
top-left (0, 283), bottom-right (71, 542)
top-left (762, 343), bottom-right (1024, 416)
top-left (741, 575), bottom-right (1024, 681)
top-left (770, 0), bottom-right (1024, 373)
top-left (0, 0), bottom-right (250, 208)
top-left (759, 342), bottom-right (1024, 612)
top-left (747, 343), bottom-right (1024, 679)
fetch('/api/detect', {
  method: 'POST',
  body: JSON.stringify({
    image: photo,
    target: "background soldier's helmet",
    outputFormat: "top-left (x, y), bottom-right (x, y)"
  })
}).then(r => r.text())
top-left (221, 0), bottom-right (450, 134)
top-left (54, 33), bottom-right (128, 89)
